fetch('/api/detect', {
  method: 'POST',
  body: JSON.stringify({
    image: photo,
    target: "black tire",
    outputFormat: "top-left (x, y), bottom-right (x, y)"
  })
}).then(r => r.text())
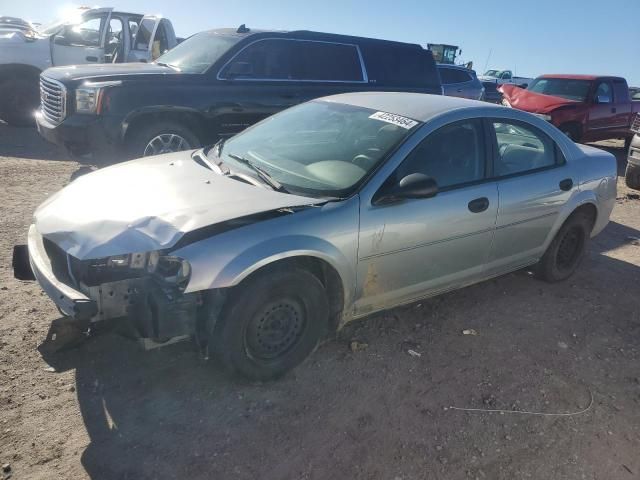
top-left (212, 267), bottom-right (329, 381)
top-left (560, 124), bottom-right (581, 143)
top-left (0, 78), bottom-right (39, 127)
top-left (125, 120), bottom-right (201, 159)
top-left (625, 162), bottom-right (640, 190)
top-left (535, 212), bottom-right (591, 282)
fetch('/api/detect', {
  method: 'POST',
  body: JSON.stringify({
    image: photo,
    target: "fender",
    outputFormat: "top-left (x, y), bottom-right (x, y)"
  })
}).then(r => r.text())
top-left (540, 185), bottom-right (609, 254)
top-left (121, 105), bottom-right (207, 141)
top-left (182, 234), bottom-right (356, 312)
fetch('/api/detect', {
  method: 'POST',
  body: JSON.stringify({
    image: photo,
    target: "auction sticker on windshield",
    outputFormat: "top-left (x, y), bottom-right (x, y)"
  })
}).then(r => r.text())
top-left (369, 111), bottom-right (419, 129)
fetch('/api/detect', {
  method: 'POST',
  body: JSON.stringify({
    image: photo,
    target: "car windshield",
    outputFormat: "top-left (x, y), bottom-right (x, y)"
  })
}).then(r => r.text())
top-left (155, 31), bottom-right (242, 73)
top-left (527, 78), bottom-right (591, 101)
top-left (211, 100), bottom-right (420, 198)
top-left (484, 70), bottom-right (499, 76)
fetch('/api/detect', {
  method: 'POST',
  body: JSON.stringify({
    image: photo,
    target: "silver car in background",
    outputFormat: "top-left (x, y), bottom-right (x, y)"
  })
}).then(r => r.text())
top-left (18, 93), bottom-right (617, 380)
top-left (438, 64), bottom-right (485, 100)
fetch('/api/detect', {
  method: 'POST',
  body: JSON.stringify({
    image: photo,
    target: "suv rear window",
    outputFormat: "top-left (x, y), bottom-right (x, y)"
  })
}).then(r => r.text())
top-left (439, 67), bottom-right (472, 84)
top-left (222, 38), bottom-right (364, 82)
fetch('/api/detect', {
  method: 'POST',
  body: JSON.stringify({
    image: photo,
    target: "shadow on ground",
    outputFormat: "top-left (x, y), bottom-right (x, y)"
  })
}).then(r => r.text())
top-left (38, 220), bottom-right (640, 480)
top-left (0, 122), bottom-right (70, 161)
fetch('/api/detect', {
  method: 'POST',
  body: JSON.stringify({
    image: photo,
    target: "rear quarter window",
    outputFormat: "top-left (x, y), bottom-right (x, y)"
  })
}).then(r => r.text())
top-left (360, 43), bottom-right (440, 89)
top-left (439, 67), bottom-right (472, 85)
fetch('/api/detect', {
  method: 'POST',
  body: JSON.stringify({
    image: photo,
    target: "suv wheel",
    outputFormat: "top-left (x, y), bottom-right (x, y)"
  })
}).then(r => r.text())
top-left (127, 121), bottom-right (200, 158)
top-left (535, 212), bottom-right (591, 282)
top-left (212, 267), bottom-right (329, 381)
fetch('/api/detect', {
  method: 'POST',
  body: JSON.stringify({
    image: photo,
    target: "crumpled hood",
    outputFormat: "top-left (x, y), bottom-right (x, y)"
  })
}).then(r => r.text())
top-left (34, 152), bottom-right (320, 260)
top-left (500, 84), bottom-right (580, 113)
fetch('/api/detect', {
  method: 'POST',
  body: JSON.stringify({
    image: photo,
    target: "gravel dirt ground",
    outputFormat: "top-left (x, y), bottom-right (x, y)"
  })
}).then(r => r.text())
top-left (0, 124), bottom-right (639, 480)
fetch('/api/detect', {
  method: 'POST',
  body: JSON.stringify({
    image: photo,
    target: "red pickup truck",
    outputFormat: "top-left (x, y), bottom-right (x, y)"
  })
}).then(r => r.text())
top-left (499, 75), bottom-right (640, 146)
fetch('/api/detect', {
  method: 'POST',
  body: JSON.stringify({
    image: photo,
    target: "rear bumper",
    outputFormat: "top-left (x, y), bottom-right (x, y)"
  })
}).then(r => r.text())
top-left (35, 111), bottom-right (122, 157)
top-left (26, 225), bottom-right (98, 320)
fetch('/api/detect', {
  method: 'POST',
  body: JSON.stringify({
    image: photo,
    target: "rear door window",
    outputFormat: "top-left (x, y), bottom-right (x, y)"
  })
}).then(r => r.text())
top-left (439, 67), bottom-right (472, 84)
top-left (222, 38), bottom-right (364, 82)
top-left (491, 121), bottom-right (560, 176)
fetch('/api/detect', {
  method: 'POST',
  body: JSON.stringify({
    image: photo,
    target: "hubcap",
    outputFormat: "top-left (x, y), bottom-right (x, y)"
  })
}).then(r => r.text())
top-left (245, 300), bottom-right (306, 360)
top-left (556, 226), bottom-right (583, 270)
top-left (143, 133), bottom-right (191, 156)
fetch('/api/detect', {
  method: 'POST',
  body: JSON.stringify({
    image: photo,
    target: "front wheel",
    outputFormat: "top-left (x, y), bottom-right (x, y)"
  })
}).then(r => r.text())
top-left (212, 267), bottom-right (329, 381)
top-left (625, 162), bottom-right (640, 190)
top-left (126, 120), bottom-right (201, 159)
top-left (534, 212), bottom-right (591, 282)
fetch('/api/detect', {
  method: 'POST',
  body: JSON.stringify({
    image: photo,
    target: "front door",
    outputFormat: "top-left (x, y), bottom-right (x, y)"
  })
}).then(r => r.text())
top-left (51, 13), bottom-right (109, 66)
top-left (485, 119), bottom-right (575, 273)
top-left (356, 119), bottom-right (498, 315)
top-left (587, 80), bottom-right (617, 140)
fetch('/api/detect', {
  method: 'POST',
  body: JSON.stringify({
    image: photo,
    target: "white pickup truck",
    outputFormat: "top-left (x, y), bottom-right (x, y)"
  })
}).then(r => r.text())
top-left (478, 69), bottom-right (533, 88)
top-left (0, 7), bottom-right (178, 126)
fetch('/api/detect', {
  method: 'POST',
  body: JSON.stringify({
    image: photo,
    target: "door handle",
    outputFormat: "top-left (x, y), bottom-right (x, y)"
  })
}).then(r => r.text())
top-left (86, 56), bottom-right (98, 62)
top-left (559, 178), bottom-right (573, 191)
top-left (468, 197), bottom-right (490, 213)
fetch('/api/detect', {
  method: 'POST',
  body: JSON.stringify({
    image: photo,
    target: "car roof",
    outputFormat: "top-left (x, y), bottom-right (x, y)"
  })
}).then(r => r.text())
top-left (321, 92), bottom-right (498, 122)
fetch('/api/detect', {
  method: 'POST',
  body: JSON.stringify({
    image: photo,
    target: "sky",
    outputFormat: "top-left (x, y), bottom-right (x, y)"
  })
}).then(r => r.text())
top-left (4, 0), bottom-right (640, 86)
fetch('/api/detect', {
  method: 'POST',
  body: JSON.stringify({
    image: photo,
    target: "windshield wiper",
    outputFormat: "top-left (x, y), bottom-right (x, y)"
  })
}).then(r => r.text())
top-left (227, 153), bottom-right (288, 193)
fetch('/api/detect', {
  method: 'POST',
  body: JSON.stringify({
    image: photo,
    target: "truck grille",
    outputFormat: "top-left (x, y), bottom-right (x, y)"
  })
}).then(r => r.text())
top-left (631, 113), bottom-right (640, 134)
top-left (40, 76), bottom-right (66, 125)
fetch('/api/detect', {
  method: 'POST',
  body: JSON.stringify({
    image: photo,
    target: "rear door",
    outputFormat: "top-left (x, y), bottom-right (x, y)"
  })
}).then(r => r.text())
top-left (486, 119), bottom-right (575, 273)
top-left (587, 79), bottom-right (618, 138)
top-left (51, 11), bottom-right (110, 66)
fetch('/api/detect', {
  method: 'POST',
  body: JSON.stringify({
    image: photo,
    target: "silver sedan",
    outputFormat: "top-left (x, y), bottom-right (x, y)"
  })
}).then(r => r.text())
top-left (18, 93), bottom-right (617, 380)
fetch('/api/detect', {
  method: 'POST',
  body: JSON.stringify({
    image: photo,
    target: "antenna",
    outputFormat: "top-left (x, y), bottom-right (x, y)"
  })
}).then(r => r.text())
top-left (483, 49), bottom-right (492, 73)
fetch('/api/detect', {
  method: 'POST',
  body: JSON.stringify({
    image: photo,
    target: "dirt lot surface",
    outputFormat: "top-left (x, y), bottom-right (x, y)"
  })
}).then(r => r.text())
top-left (1, 125), bottom-right (639, 480)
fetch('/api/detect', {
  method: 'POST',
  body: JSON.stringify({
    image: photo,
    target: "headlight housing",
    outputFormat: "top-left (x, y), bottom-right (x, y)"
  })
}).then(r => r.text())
top-left (100, 251), bottom-right (191, 290)
top-left (75, 80), bottom-right (121, 114)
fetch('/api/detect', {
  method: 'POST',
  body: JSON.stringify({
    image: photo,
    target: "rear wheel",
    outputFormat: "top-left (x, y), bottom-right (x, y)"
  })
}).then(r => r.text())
top-left (535, 212), bottom-right (591, 282)
top-left (212, 267), bottom-right (329, 381)
top-left (126, 120), bottom-right (200, 159)
top-left (0, 78), bottom-right (39, 127)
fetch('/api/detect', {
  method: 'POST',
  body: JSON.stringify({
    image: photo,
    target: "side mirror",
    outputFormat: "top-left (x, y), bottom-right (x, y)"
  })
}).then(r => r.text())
top-left (595, 94), bottom-right (611, 104)
top-left (374, 173), bottom-right (438, 205)
top-left (225, 61), bottom-right (253, 78)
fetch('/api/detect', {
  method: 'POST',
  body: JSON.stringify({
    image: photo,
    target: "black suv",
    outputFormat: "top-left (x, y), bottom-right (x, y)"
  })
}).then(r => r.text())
top-left (36, 26), bottom-right (442, 161)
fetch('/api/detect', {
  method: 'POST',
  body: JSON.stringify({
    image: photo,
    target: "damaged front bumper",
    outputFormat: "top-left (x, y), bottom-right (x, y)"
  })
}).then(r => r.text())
top-left (26, 224), bottom-right (98, 320)
top-left (19, 225), bottom-right (201, 339)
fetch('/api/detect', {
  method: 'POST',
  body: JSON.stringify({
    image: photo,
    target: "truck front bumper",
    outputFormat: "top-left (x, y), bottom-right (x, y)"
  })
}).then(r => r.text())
top-left (35, 112), bottom-right (122, 158)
